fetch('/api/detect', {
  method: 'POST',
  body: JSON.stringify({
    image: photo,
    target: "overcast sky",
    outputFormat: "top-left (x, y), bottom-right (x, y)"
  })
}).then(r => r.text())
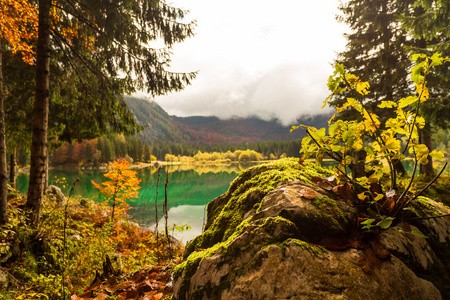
top-left (143, 0), bottom-right (349, 126)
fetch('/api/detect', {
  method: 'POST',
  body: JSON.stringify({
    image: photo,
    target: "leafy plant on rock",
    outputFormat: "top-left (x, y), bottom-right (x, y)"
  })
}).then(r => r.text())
top-left (292, 53), bottom-right (449, 233)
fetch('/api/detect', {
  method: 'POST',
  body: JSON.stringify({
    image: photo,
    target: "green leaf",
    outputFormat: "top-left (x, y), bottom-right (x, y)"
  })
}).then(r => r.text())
top-left (429, 52), bottom-right (443, 67)
top-left (398, 230), bottom-right (428, 239)
top-left (376, 217), bottom-right (395, 229)
top-left (410, 231), bottom-right (428, 238)
top-left (361, 218), bottom-right (376, 231)
top-left (384, 138), bottom-right (401, 152)
top-left (335, 63), bottom-right (345, 74)
top-left (330, 145), bottom-right (342, 152)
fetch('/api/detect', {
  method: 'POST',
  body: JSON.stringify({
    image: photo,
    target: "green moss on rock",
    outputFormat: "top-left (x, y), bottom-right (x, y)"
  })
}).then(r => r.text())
top-left (184, 158), bottom-right (332, 258)
top-left (280, 238), bottom-right (328, 256)
top-left (175, 158), bottom-right (335, 299)
top-left (311, 196), bottom-right (348, 230)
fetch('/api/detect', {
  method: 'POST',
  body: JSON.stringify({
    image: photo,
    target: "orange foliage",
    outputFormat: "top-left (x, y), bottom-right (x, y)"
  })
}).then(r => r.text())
top-left (49, 1), bottom-right (96, 51)
top-left (0, 0), bottom-right (38, 64)
top-left (0, 0), bottom-right (96, 65)
top-left (92, 158), bottom-right (141, 220)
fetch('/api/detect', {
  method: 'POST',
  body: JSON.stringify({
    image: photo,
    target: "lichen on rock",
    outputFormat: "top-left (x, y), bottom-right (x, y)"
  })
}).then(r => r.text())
top-left (172, 158), bottom-right (449, 300)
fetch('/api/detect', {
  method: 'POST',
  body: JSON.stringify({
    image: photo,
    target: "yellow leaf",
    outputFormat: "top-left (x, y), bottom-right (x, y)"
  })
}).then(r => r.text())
top-left (352, 139), bottom-right (363, 151)
top-left (358, 192), bottom-right (369, 201)
top-left (398, 96), bottom-right (418, 108)
top-left (384, 138), bottom-right (401, 152)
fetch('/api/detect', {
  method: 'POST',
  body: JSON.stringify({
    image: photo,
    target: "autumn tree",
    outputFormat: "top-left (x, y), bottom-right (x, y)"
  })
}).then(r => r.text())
top-left (26, 0), bottom-right (196, 224)
top-left (0, 0), bottom-right (38, 224)
top-left (92, 158), bottom-right (141, 221)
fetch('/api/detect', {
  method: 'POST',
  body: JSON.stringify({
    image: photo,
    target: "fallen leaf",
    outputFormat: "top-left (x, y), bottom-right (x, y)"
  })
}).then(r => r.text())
top-left (317, 180), bottom-right (334, 191)
top-left (298, 188), bottom-right (317, 199)
top-left (311, 176), bottom-right (322, 184)
top-left (94, 293), bottom-right (109, 300)
top-left (145, 280), bottom-right (161, 290)
top-left (358, 248), bottom-right (383, 274)
top-left (114, 281), bottom-right (132, 292)
top-left (370, 241), bottom-right (390, 259)
top-left (153, 293), bottom-right (164, 300)
top-left (370, 182), bottom-right (382, 194)
top-left (381, 198), bottom-right (395, 213)
top-left (332, 183), bottom-right (355, 200)
top-left (298, 157), bottom-right (305, 165)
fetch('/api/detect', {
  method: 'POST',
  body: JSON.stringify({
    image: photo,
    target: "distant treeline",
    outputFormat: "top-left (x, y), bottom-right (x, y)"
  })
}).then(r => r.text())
top-left (14, 127), bottom-right (448, 168)
top-left (14, 135), bottom-right (302, 167)
top-left (42, 136), bottom-right (302, 166)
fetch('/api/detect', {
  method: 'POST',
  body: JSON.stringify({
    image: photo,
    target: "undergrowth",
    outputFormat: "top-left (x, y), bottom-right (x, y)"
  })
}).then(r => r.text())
top-left (0, 186), bottom-right (181, 299)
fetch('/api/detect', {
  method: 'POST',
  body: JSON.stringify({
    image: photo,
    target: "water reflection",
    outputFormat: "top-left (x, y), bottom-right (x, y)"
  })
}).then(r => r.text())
top-left (16, 164), bottom-right (247, 242)
top-left (156, 205), bottom-right (206, 244)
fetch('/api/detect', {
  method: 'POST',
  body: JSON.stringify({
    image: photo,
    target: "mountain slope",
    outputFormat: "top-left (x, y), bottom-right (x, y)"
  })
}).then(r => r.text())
top-left (125, 96), bottom-right (330, 145)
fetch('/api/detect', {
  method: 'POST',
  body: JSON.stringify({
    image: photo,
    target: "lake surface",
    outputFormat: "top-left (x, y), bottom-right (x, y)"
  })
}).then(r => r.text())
top-left (15, 159), bottom-right (448, 243)
top-left (16, 163), bottom-right (257, 243)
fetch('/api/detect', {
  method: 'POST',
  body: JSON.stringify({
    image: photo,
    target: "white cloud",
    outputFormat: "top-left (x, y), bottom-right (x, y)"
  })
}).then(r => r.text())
top-left (140, 0), bottom-right (349, 125)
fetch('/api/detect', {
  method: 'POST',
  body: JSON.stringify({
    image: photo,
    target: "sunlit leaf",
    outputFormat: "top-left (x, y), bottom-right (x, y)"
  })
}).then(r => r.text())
top-left (429, 150), bottom-right (444, 161)
top-left (398, 96), bottom-right (418, 108)
top-left (378, 101), bottom-right (397, 108)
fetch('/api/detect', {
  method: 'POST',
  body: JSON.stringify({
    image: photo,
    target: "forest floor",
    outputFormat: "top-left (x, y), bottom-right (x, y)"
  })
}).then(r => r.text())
top-left (0, 187), bottom-right (181, 300)
top-left (1, 169), bottom-right (448, 300)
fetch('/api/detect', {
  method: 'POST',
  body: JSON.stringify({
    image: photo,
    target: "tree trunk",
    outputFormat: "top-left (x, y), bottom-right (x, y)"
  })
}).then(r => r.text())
top-left (9, 148), bottom-right (15, 189)
top-left (0, 43), bottom-right (8, 225)
top-left (419, 122), bottom-right (435, 177)
top-left (26, 0), bottom-right (51, 225)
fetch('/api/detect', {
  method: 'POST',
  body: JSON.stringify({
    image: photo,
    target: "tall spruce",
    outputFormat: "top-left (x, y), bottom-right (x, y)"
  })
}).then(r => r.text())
top-left (331, 0), bottom-right (416, 179)
top-left (332, 0), bottom-right (415, 117)
top-left (333, 0), bottom-right (448, 177)
top-left (0, 40), bottom-right (7, 224)
top-left (401, 0), bottom-right (449, 176)
top-left (0, 0), bottom-right (38, 224)
top-left (26, 0), bottom-right (196, 224)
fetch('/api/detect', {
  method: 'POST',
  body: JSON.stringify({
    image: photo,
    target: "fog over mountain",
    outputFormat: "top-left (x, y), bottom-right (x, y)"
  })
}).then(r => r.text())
top-left (135, 0), bottom-right (348, 126)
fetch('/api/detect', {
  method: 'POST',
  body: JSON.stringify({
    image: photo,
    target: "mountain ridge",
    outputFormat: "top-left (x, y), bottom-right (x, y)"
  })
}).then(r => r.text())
top-left (124, 96), bottom-right (330, 145)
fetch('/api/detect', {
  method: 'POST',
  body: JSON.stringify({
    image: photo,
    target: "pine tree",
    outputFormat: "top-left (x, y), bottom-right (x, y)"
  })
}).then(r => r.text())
top-left (27, 0), bottom-right (196, 224)
top-left (401, 0), bottom-right (449, 176)
top-left (331, 0), bottom-right (420, 179)
top-left (332, 0), bottom-right (415, 118)
top-left (0, 0), bottom-right (38, 224)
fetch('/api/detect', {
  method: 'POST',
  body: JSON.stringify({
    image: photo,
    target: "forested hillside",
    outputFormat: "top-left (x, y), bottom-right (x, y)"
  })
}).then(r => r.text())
top-left (124, 96), bottom-right (330, 145)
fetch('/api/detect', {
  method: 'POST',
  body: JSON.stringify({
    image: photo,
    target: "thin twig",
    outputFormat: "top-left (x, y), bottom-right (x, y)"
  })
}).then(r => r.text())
top-left (304, 129), bottom-right (342, 162)
top-left (164, 169), bottom-right (171, 258)
top-left (62, 178), bottom-right (80, 300)
top-left (404, 214), bottom-right (450, 221)
top-left (409, 162), bottom-right (448, 203)
top-left (155, 166), bottom-right (162, 263)
top-left (341, 74), bottom-right (396, 189)
top-left (402, 75), bottom-right (427, 155)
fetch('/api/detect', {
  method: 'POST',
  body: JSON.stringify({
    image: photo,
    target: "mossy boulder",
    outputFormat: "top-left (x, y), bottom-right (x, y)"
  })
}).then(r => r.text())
top-left (173, 158), bottom-right (449, 300)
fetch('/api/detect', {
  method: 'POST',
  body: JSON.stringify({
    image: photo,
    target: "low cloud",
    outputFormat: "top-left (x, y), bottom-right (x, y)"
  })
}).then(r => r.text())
top-left (140, 0), bottom-right (347, 126)
top-left (153, 62), bottom-right (333, 126)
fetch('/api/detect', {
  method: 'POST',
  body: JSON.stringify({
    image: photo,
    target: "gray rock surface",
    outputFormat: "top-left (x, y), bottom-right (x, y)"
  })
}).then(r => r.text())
top-left (172, 159), bottom-right (449, 300)
top-left (45, 185), bottom-right (67, 206)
